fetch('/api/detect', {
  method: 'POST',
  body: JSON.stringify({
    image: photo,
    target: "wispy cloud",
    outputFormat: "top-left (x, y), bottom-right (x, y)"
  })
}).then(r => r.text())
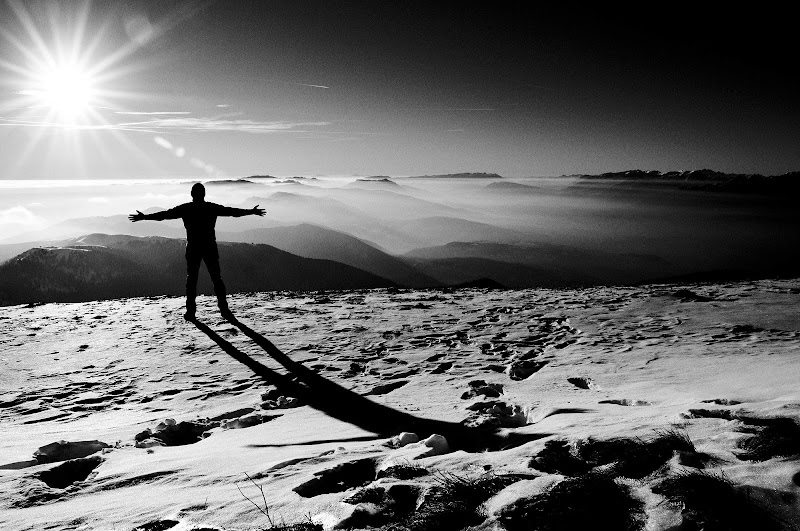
top-left (117, 117), bottom-right (331, 133)
top-left (114, 111), bottom-right (192, 115)
top-left (284, 82), bottom-right (329, 89)
top-left (406, 107), bottom-right (495, 112)
top-left (320, 137), bottom-right (361, 143)
top-left (0, 116), bottom-right (331, 134)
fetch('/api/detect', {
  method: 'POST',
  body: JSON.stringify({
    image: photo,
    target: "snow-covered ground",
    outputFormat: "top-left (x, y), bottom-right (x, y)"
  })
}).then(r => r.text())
top-left (1, 280), bottom-right (799, 530)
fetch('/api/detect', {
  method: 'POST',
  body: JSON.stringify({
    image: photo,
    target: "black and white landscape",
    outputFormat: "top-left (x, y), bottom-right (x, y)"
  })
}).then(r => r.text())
top-left (1, 2), bottom-right (799, 530)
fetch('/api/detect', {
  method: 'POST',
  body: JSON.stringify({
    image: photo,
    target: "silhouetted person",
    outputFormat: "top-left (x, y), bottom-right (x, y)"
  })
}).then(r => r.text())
top-left (129, 182), bottom-right (265, 319)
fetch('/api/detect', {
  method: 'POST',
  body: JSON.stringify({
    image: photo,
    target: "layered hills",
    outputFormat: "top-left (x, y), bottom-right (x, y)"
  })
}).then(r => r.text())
top-left (0, 234), bottom-right (395, 306)
top-left (219, 224), bottom-right (439, 288)
top-left (1, 169), bottom-right (798, 307)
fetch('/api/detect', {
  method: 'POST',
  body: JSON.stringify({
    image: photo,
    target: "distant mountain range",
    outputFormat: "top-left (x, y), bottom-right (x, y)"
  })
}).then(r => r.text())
top-left (0, 234), bottom-right (395, 306)
top-left (218, 224), bottom-right (440, 288)
top-left (572, 169), bottom-right (800, 194)
top-left (401, 172), bottom-right (503, 179)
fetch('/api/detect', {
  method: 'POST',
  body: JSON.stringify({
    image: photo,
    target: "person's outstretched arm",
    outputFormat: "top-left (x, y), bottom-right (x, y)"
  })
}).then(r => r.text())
top-left (129, 205), bottom-right (183, 222)
top-left (214, 204), bottom-right (266, 217)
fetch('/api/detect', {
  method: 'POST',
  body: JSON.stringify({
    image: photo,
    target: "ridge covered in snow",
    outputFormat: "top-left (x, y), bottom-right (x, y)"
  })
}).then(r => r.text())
top-left (1, 279), bottom-right (799, 530)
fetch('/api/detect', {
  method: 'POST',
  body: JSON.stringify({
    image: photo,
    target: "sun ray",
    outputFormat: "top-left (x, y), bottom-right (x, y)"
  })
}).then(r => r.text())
top-left (81, 20), bottom-right (114, 71)
top-left (6, 0), bottom-right (55, 68)
top-left (67, 1), bottom-right (91, 64)
top-left (1, 29), bottom-right (51, 74)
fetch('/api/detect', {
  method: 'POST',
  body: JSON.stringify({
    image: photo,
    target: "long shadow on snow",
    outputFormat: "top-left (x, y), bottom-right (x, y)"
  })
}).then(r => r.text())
top-left (190, 313), bottom-right (551, 451)
top-left (246, 436), bottom-right (383, 448)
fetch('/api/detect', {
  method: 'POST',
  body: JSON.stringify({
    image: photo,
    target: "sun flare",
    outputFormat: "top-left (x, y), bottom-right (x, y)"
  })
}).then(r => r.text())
top-left (23, 63), bottom-right (97, 121)
top-left (0, 0), bottom-right (158, 133)
top-left (0, 0), bottom-right (163, 176)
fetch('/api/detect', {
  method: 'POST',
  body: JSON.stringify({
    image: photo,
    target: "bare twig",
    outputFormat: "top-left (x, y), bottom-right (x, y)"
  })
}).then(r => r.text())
top-left (246, 472), bottom-right (272, 526)
top-left (236, 474), bottom-right (273, 526)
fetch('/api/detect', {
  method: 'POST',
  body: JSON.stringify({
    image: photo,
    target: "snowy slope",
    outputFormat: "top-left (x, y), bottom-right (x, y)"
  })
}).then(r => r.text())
top-left (1, 280), bottom-right (799, 530)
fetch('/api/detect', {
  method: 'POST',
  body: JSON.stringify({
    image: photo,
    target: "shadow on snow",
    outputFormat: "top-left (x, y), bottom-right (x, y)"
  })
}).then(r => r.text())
top-left (190, 312), bottom-right (551, 452)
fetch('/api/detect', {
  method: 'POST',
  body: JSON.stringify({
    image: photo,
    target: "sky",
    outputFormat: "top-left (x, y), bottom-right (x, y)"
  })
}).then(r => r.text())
top-left (0, 1), bottom-right (798, 179)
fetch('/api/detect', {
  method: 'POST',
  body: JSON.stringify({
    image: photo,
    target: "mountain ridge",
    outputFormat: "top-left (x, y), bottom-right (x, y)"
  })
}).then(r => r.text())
top-left (568, 169), bottom-right (800, 194)
top-left (0, 234), bottom-right (396, 306)
top-left (218, 224), bottom-right (440, 288)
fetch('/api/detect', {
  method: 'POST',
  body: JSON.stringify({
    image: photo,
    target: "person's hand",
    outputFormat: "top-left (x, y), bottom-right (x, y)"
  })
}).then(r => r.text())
top-left (129, 210), bottom-right (145, 222)
top-left (251, 205), bottom-right (266, 217)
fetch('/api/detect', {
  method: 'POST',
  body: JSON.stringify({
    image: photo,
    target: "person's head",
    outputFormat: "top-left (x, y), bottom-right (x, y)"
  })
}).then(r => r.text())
top-left (191, 183), bottom-right (206, 202)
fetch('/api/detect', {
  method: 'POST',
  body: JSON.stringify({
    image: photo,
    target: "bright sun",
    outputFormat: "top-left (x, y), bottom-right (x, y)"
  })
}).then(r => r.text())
top-left (23, 63), bottom-right (97, 122)
top-left (40, 65), bottom-right (95, 114)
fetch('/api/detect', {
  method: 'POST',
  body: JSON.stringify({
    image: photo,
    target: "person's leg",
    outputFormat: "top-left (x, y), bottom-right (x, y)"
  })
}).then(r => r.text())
top-left (185, 246), bottom-right (202, 318)
top-left (203, 243), bottom-right (229, 313)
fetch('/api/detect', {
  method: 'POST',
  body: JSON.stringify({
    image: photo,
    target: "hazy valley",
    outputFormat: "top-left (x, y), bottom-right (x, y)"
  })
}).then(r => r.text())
top-left (1, 172), bottom-right (799, 306)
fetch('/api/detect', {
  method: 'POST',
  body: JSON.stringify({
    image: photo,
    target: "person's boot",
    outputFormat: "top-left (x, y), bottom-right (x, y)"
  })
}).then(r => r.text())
top-left (218, 298), bottom-right (233, 319)
top-left (184, 299), bottom-right (196, 320)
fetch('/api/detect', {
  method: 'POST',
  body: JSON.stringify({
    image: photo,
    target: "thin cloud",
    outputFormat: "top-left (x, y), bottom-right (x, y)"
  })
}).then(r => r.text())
top-left (320, 137), bottom-right (361, 143)
top-left (0, 116), bottom-right (331, 134)
top-left (0, 117), bottom-right (157, 132)
top-left (216, 104), bottom-right (230, 108)
top-left (117, 117), bottom-right (331, 133)
top-left (406, 107), bottom-right (495, 112)
top-left (284, 82), bottom-right (330, 89)
top-left (114, 111), bottom-right (192, 115)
